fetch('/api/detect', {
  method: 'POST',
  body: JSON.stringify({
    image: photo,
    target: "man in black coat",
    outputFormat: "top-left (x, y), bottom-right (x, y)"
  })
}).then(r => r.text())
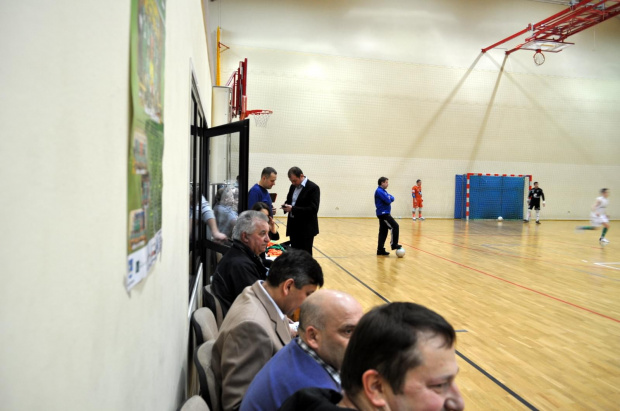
top-left (212, 210), bottom-right (270, 316)
top-left (282, 167), bottom-right (320, 256)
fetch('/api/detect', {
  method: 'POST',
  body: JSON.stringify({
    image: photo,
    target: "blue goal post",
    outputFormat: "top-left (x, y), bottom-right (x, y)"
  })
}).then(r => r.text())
top-left (454, 173), bottom-right (532, 220)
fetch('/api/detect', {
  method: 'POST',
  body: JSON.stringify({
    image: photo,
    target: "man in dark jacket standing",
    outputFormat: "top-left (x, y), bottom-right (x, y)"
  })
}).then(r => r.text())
top-left (375, 177), bottom-right (401, 256)
top-left (282, 167), bottom-right (320, 255)
top-left (212, 210), bottom-right (270, 315)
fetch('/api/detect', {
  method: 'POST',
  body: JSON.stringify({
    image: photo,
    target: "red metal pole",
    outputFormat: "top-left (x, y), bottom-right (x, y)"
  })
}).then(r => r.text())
top-left (482, 25), bottom-right (531, 53)
top-left (241, 58), bottom-right (247, 98)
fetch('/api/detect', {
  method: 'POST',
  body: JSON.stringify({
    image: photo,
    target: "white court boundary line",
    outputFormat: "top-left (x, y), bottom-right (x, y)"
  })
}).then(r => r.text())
top-left (594, 262), bottom-right (620, 270)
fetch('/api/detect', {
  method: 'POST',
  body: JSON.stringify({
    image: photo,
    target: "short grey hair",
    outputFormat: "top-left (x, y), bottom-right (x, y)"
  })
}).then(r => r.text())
top-left (232, 210), bottom-right (268, 240)
top-left (299, 298), bottom-right (326, 333)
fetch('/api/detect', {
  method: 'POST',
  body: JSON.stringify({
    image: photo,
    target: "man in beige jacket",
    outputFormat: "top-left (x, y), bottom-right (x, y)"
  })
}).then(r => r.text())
top-left (211, 249), bottom-right (324, 410)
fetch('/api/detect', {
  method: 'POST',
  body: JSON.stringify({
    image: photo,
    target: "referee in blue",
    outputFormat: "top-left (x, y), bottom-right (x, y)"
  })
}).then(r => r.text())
top-left (375, 177), bottom-right (401, 255)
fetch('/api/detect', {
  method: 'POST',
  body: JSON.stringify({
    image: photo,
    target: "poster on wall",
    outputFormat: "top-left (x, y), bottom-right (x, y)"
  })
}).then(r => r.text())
top-left (126, 0), bottom-right (166, 292)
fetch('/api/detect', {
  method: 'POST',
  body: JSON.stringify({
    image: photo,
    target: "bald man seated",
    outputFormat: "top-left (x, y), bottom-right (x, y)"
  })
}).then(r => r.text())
top-left (240, 289), bottom-right (364, 411)
top-left (279, 302), bottom-right (465, 411)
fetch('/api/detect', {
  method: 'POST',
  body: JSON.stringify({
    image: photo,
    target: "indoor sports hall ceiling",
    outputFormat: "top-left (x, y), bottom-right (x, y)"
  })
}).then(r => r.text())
top-left (206, 0), bottom-right (620, 77)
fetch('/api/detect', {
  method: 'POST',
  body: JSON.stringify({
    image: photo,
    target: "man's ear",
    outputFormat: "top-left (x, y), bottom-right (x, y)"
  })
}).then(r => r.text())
top-left (362, 369), bottom-right (389, 408)
top-left (304, 325), bottom-right (320, 350)
top-left (240, 232), bottom-right (248, 244)
top-left (282, 278), bottom-right (295, 296)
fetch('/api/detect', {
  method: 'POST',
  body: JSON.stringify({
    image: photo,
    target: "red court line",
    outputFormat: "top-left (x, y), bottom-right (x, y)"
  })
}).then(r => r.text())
top-left (420, 235), bottom-right (606, 269)
top-left (407, 244), bottom-right (620, 323)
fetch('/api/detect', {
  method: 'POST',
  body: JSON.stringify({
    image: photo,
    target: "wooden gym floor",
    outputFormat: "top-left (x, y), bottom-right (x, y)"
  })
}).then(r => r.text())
top-left (275, 217), bottom-right (620, 410)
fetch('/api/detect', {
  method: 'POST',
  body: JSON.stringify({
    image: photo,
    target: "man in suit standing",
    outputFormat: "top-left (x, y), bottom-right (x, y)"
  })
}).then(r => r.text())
top-left (211, 249), bottom-right (324, 411)
top-left (282, 167), bottom-right (320, 255)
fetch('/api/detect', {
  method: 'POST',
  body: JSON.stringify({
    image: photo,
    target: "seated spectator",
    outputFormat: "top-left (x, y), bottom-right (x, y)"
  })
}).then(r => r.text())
top-left (279, 302), bottom-right (465, 411)
top-left (212, 249), bottom-right (324, 411)
top-left (213, 186), bottom-right (238, 239)
top-left (212, 210), bottom-right (269, 315)
top-left (251, 201), bottom-right (280, 269)
top-left (252, 201), bottom-right (280, 241)
top-left (241, 289), bottom-right (363, 411)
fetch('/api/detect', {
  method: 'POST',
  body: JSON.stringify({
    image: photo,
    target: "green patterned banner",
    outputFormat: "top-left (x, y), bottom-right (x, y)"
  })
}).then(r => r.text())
top-left (127, 0), bottom-right (166, 291)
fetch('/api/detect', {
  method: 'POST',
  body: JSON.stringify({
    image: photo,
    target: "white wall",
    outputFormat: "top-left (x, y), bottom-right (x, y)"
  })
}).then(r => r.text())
top-left (0, 1), bottom-right (214, 410)
top-left (0, 0), bottom-right (617, 409)
top-left (213, 0), bottom-right (620, 219)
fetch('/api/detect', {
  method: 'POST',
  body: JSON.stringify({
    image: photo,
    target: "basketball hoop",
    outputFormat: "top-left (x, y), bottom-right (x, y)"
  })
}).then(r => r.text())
top-left (533, 49), bottom-right (545, 66)
top-left (246, 110), bottom-right (273, 127)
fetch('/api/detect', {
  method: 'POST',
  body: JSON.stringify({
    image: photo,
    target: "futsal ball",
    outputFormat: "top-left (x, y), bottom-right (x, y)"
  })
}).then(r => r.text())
top-left (497, 216), bottom-right (503, 221)
top-left (395, 248), bottom-right (405, 258)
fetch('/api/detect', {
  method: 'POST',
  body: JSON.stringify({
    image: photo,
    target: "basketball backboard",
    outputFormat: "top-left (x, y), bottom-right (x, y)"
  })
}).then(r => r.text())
top-left (520, 40), bottom-right (574, 53)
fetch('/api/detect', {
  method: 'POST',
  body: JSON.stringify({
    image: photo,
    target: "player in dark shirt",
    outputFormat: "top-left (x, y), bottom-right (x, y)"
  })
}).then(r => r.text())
top-left (524, 182), bottom-right (545, 224)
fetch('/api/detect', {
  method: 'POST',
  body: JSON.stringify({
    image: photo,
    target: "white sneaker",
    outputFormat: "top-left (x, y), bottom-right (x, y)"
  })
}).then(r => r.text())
top-left (412, 217), bottom-right (416, 221)
top-left (600, 238), bottom-right (610, 244)
top-left (419, 217), bottom-right (425, 221)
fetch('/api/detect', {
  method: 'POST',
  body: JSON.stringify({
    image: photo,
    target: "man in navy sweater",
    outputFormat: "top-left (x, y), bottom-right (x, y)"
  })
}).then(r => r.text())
top-left (248, 167), bottom-right (278, 215)
top-left (240, 289), bottom-right (363, 411)
top-left (375, 177), bottom-right (401, 256)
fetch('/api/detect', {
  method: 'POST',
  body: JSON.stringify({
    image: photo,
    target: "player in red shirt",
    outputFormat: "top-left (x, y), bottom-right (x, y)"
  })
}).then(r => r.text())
top-left (412, 179), bottom-right (424, 221)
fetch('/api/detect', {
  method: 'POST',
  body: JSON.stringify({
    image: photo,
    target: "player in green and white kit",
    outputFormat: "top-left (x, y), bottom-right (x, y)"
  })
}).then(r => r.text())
top-left (576, 188), bottom-right (611, 244)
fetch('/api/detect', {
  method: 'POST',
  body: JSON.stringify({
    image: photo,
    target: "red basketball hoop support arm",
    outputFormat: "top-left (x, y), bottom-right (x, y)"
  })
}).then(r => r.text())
top-left (481, 25), bottom-right (531, 54)
top-left (226, 58), bottom-right (248, 118)
top-left (482, 0), bottom-right (620, 55)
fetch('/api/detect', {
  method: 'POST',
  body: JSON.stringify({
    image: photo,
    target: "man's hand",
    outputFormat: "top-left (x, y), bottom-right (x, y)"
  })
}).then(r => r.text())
top-left (212, 231), bottom-right (228, 242)
top-left (272, 207), bottom-right (277, 216)
top-left (282, 204), bottom-right (292, 213)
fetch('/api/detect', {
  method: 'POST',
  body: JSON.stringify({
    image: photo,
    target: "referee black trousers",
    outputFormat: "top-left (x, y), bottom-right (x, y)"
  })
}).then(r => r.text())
top-left (290, 235), bottom-right (315, 256)
top-left (377, 214), bottom-right (399, 251)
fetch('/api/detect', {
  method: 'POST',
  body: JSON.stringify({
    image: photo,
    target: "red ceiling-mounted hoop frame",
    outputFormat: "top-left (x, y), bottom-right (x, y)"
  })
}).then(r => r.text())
top-left (482, 0), bottom-right (620, 55)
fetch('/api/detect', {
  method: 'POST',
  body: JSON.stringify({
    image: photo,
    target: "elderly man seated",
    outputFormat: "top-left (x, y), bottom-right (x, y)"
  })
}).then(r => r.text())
top-left (241, 289), bottom-right (363, 411)
top-left (212, 210), bottom-right (270, 315)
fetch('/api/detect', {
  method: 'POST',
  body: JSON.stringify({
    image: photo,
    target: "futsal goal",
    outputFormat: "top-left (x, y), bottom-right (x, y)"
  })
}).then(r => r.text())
top-left (454, 173), bottom-right (532, 220)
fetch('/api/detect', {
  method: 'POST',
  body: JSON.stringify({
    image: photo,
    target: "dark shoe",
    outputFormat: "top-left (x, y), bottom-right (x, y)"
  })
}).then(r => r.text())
top-left (377, 249), bottom-right (390, 256)
top-left (523, 219), bottom-right (529, 223)
top-left (536, 220), bottom-right (541, 224)
top-left (391, 244), bottom-right (402, 250)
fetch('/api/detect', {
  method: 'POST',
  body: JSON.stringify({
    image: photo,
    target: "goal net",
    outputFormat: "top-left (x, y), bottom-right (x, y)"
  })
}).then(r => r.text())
top-left (454, 174), bottom-right (532, 220)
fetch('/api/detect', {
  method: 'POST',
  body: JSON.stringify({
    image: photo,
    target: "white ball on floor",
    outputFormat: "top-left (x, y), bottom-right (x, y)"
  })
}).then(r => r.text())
top-left (395, 248), bottom-right (405, 258)
top-left (497, 216), bottom-right (503, 221)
